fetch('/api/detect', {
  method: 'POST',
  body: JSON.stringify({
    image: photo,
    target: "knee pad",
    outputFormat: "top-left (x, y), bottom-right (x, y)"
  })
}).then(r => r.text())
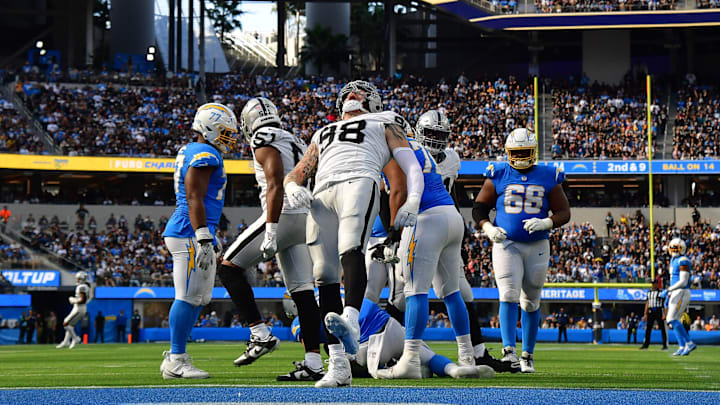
top-left (520, 296), bottom-right (541, 313)
top-left (287, 281), bottom-right (314, 294)
top-left (499, 288), bottom-right (520, 303)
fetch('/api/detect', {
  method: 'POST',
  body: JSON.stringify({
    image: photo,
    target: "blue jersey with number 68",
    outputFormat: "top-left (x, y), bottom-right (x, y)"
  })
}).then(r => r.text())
top-left (486, 162), bottom-right (564, 243)
top-left (163, 142), bottom-right (226, 244)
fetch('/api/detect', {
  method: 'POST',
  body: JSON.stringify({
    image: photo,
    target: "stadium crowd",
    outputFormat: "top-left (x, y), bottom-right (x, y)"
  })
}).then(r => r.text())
top-left (534, 0), bottom-right (676, 13)
top-left (551, 79), bottom-right (666, 159)
top-left (0, 97), bottom-right (45, 154)
top-left (673, 85), bottom-right (720, 160)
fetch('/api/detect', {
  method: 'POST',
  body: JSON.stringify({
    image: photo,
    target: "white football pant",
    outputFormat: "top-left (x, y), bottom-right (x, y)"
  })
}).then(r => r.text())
top-left (165, 237), bottom-right (216, 306)
top-left (492, 239), bottom-right (550, 312)
top-left (666, 288), bottom-right (690, 322)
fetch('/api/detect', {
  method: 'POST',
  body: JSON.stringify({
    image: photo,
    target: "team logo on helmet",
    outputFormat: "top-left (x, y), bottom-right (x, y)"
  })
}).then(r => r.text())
top-left (240, 97), bottom-right (282, 142)
top-left (191, 103), bottom-right (239, 154)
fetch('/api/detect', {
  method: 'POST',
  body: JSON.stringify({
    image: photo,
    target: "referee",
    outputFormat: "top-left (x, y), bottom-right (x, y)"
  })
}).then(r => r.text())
top-left (640, 279), bottom-right (668, 350)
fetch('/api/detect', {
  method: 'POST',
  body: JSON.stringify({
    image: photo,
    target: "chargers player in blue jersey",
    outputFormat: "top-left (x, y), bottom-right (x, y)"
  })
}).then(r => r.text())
top-left (160, 103), bottom-right (238, 379)
top-left (375, 135), bottom-right (475, 379)
top-left (472, 128), bottom-right (570, 373)
top-left (662, 238), bottom-right (697, 356)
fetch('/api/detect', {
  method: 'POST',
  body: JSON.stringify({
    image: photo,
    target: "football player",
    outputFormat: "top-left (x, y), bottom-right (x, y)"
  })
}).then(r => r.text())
top-left (662, 238), bottom-right (697, 356)
top-left (56, 271), bottom-right (91, 350)
top-left (218, 97), bottom-right (323, 380)
top-left (283, 80), bottom-right (424, 387)
top-left (161, 103), bottom-right (238, 379)
top-left (472, 128), bottom-right (570, 373)
top-left (373, 132), bottom-right (474, 379)
top-left (415, 110), bottom-right (514, 372)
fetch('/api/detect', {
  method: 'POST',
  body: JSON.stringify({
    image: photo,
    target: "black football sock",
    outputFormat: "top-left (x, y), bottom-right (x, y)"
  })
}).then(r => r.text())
top-left (318, 283), bottom-right (343, 345)
top-left (217, 264), bottom-right (262, 324)
top-left (291, 290), bottom-right (322, 353)
top-left (340, 248), bottom-right (367, 310)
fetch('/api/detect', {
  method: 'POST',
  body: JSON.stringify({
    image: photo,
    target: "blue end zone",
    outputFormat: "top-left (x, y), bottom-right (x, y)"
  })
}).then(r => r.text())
top-left (1, 387), bottom-right (718, 405)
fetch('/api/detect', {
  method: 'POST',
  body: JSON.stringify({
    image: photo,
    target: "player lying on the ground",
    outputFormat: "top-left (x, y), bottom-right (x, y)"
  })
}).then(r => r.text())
top-left (56, 271), bottom-right (91, 350)
top-left (356, 299), bottom-right (494, 379)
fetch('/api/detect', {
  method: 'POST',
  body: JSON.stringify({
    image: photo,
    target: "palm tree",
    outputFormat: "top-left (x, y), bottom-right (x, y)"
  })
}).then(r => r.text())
top-left (206, 0), bottom-right (244, 48)
top-left (300, 25), bottom-right (351, 75)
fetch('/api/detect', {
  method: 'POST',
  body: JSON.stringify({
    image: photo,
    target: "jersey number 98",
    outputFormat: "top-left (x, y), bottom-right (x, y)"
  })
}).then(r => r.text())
top-left (504, 184), bottom-right (544, 214)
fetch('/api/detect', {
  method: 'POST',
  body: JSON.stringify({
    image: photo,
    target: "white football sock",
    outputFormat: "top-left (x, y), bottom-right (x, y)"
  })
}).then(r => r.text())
top-left (305, 351), bottom-right (323, 370)
top-left (456, 334), bottom-right (473, 360)
top-left (328, 343), bottom-right (344, 358)
top-left (250, 323), bottom-right (270, 339)
top-left (473, 343), bottom-right (486, 358)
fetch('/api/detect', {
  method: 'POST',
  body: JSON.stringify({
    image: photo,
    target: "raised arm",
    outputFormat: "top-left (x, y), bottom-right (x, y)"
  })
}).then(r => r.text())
top-left (385, 123), bottom-right (423, 228)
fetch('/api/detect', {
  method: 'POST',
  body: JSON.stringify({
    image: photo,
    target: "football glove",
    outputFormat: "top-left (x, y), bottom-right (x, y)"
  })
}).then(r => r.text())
top-left (285, 182), bottom-right (313, 209)
top-left (395, 193), bottom-right (421, 228)
top-left (195, 226), bottom-right (215, 273)
top-left (261, 223), bottom-right (278, 259)
top-left (659, 289), bottom-right (668, 299)
top-left (522, 217), bottom-right (554, 234)
top-left (482, 222), bottom-right (507, 243)
top-left (68, 296), bottom-right (78, 305)
top-left (370, 228), bottom-right (402, 264)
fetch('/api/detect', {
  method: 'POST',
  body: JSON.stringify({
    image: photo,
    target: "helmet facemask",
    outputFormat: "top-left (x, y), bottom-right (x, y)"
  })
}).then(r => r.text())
top-left (336, 80), bottom-right (382, 115)
top-left (506, 147), bottom-right (536, 170)
top-left (417, 127), bottom-right (450, 155)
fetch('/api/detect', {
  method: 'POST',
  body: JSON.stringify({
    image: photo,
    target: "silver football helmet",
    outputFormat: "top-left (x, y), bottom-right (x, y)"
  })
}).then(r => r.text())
top-left (415, 110), bottom-right (451, 155)
top-left (75, 271), bottom-right (88, 284)
top-left (505, 128), bottom-right (537, 170)
top-left (191, 103), bottom-right (239, 154)
top-left (336, 80), bottom-right (383, 115)
top-left (240, 97), bottom-right (282, 141)
top-left (668, 238), bottom-right (686, 257)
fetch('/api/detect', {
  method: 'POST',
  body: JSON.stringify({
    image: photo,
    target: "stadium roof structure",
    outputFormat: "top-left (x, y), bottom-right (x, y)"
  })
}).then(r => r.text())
top-left (424, 0), bottom-right (720, 30)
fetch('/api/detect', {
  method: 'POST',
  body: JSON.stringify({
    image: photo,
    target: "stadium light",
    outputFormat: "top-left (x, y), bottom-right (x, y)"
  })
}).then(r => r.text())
top-left (147, 46), bottom-right (156, 54)
top-left (39, 49), bottom-right (47, 56)
top-left (146, 53), bottom-right (155, 62)
top-left (35, 41), bottom-right (44, 49)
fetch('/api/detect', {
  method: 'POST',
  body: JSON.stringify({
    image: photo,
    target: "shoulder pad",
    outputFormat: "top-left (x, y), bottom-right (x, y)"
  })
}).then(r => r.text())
top-left (554, 166), bottom-right (566, 184)
top-left (678, 257), bottom-right (691, 268)
top-left (484, 163), bottom-right (498, 179)
top-left (188, 147), bottom-right (221, 168)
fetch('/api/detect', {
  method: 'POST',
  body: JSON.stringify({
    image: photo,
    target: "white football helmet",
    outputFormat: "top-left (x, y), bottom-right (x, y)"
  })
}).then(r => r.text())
top-left (240, 97), bottom-right (282, 142)
top-left (191, 103), bottom-right (239, 154)
top-left (668, 238), bottom-right (686, 257)
top-left (505, 128), bottom-right (537, 170)
top-left (75, 271), bottom-right (88, 284)
top-left (336, 80), bottom-right (383, 115)
top-left (415, 110), bottom-right (451, 155)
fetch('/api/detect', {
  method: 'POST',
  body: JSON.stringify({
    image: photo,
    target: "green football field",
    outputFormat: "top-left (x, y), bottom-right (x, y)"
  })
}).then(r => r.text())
top-left (0, 342), bottom-right (718, 391)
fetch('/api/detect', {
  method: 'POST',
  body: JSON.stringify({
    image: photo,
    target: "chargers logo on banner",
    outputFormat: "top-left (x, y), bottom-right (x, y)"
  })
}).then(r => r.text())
top-left (2, 270), bottom-right (60, 287)
top-left (133, 288), bottom-right (157, 298)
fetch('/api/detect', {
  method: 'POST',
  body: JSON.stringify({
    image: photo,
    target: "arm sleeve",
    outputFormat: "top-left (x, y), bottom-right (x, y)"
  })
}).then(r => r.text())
top-left (668, 270), bottom-right (690, 291)
top-left (391, 147), bottom-right (424, 198)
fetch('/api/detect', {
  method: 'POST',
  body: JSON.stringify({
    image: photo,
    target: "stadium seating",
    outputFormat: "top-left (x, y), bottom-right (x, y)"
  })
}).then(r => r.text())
top-left (534, 0), bottom-right (676, 13)
top-left (673, 85), bottom-right (720, 159)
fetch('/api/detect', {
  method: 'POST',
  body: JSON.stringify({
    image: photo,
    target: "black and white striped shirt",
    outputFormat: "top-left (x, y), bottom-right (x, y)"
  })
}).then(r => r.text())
top-left (647, 290), bottom-right (664, 309)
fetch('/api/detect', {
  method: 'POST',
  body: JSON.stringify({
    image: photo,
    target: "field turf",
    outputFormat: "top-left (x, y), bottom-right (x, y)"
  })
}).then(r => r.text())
top-left (0, 341), bottom-right (718, 391)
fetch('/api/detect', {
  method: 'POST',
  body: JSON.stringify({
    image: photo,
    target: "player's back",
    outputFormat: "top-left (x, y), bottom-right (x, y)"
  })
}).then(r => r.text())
top-left (312, 112), bottom-right (399, 193)
top-left (250, 126), bottom-right (307, 214)
top-left (670, 255), bottom-right (692, 289)
top-left (407, 138), bottom-right (454, 213)
top-left (488, 162), bottom-right (564, 242)
top-left (163, 142), bottom-right (226, 240)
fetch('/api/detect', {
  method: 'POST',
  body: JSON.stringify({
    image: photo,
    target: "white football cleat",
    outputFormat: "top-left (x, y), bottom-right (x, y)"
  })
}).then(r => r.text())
top-left (68, 336), bottom-right (81, 350)
top-left (501, 346), bottom-right (520, 364)
top-left (233, 334), bottom-right (280, 366)
top-left (324, 312), bottom-right (360, 355)
top-left (457, 355), bottom-right (475, 367)
top-left (376, 350), bottom-right (422, 379)
top-left (475, 365), bottom-right (496, 378)
top-left (314, 355), bottom-right (351, 388)
top-left (160, 351), bottom-right (210, 379)
top-left (520, 351), bottom-right (535, 373)
top-left (56, 339), bottom-right (69, 349)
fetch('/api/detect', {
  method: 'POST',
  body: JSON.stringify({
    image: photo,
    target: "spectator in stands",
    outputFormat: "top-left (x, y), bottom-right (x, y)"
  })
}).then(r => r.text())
top-left (208, 311), bottom-right (219, 328)
top-left (116, 309), bottom-right (127, 343)
top-left (75, 204), bottom-right (89, 228)
top-left (0, 272), bottom-right (12, 293)
top-left (708, 314), bottom-right (719, 331)
top-left (605, 212), bottom-right (614, 236)
top-left (690, 316), bottom-right (705, 331)
top-left (556, 307), bottom-right (569, 342)
top-left (0, 206), bottom-right (10, 232)
top-left (95, 311), bottom-right (105, 343)
top-left (692, 207), bottom-right (700, 224)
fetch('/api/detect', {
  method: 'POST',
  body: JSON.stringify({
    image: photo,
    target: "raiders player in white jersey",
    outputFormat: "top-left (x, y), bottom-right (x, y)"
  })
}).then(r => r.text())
top-left (56, 271), bottom-right (91, 349)
top-left (415, 110), bottom-right (515, 373)
top-left (219, 98), bottom-right (324, 381)
top-left (284, 80), bottom-right (425, 388)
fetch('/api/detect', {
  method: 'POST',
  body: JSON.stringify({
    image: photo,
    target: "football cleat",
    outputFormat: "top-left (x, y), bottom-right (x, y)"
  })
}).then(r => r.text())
top-left (234, 334), bottom-right (280, 366)
top-left (56, 339), bottom-right (69, 349)
top-left (324, 312), bottom-right (360, 355)
top-left (476, 348), bottom-right (518, 373)
top-left (376, 350), bottom-right (422, 380)
top-left (672, 347), bottom-right (685, 356)
top-left (520, 351), bottom-right (535, 373)
top-left (681, 342), bottom-right (697, 356)
top-left (500, 346), bottom-right (521, 373)
top-left (315, 356), bottom-right (352, 388)
top-left (160, 351), bottom-right (210, 379)
top-left (68, 336), bottom-right (81, 350)
top-left (277, 360), bottom-right (325, 382)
